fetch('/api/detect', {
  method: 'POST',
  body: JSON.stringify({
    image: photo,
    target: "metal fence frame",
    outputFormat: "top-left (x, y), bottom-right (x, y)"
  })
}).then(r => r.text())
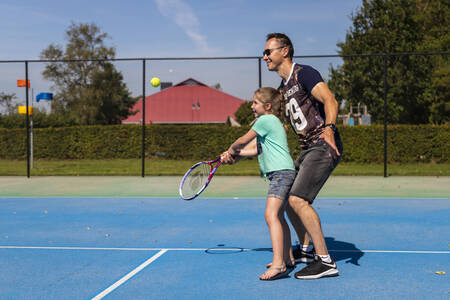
top-left (1, 51), bottom-right (448, 178)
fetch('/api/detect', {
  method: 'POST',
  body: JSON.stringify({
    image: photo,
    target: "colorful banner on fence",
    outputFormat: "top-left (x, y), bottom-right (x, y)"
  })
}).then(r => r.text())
top-left (36, 93), bottom-right (53, 102)
top-left (18, 106), bottom-right (33, 115)
top-left (17, 79), bottom-right (30, 88)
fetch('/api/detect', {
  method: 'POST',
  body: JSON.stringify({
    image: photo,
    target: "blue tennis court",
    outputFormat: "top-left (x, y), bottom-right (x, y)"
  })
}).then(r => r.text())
top-left (1, 196), bottom-right (449, 299)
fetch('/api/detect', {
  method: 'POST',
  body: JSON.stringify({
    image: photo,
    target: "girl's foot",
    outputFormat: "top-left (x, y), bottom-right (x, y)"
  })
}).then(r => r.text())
top-left (266, 259), bottom-right (295, 269)
top-left (260, 265), bottom-right (288, 281)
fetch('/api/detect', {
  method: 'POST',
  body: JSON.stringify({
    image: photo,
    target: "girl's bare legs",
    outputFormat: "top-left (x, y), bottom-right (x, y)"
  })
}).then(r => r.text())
top-left (281, 202), bottom-right (295, 265)
top-left (267, 202), bottom-right (295, 268)
top-left (260, 196), bottom-right (287, 280)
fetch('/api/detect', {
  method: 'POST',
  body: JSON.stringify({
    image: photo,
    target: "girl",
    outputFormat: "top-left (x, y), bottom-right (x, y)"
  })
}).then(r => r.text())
top-left (221, 87), bottom-right (296, 281)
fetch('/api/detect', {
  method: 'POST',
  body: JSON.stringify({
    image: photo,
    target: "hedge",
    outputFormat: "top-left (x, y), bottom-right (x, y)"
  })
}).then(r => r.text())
top-left (0, 124), bottom-right (448, 163)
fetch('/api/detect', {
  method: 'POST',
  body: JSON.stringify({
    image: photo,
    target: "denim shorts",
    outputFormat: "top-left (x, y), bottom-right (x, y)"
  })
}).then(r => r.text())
top-left (266, 169), bottom-right (297, 202)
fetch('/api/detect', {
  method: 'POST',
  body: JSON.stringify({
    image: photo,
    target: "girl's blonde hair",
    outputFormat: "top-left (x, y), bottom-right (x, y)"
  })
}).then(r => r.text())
top-left (253, 87), bottom-right (286, 125)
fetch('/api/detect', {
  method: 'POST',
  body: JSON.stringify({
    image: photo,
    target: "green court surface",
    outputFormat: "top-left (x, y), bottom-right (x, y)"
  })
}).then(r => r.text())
top-left (1, 176), bottom-right (449, 198)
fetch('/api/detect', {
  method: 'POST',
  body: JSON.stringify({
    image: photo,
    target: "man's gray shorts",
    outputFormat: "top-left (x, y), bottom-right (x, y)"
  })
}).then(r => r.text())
top-left (289, 135), bottom-right (343, 204)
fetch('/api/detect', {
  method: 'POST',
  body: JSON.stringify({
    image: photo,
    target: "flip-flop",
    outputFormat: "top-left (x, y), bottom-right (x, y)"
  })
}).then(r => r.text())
top-left (260, 266), bottom-right (289, 281)
top-left (266, 260), bottom-right (295, 269)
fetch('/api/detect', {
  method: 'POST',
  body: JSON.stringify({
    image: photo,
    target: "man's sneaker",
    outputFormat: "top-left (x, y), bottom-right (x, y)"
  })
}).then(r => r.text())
top-left (294, 255), bottom-right (339, 280)
top-left (293, 246), bottom-right (315, 264)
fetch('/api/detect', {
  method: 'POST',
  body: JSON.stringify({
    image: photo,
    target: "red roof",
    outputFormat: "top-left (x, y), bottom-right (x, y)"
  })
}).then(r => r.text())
top-left (122, 78), bottom-right (245, 124)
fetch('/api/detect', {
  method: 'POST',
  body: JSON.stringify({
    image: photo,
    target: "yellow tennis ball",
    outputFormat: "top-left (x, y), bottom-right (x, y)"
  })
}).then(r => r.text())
top-left (151, 77), bottom-right (161, 87)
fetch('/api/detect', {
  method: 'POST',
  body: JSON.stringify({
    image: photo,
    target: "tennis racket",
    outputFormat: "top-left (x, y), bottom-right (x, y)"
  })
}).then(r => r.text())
top-left (179, 158), bottom-right (222, 200)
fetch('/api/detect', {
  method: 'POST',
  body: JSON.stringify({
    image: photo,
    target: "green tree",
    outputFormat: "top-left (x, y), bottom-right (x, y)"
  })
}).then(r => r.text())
top-left (40, 22), bottom-right (136, 125)
top-left (328, 0), bottom-right (449, 124)
top-left (0, 92), bottom-right (17, 115)
top-left (417, 0), bottom-right (450, 123)
top-left (81, 63), bottom-right (136, 124)
top-left (235, 101), bottom-right (254, 125)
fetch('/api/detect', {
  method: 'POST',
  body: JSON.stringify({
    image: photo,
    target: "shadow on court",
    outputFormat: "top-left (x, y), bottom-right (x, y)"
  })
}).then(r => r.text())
top-left (326, 237), bottom-right (364, 266)
top-left (204, 237), bottom-right (364, 266)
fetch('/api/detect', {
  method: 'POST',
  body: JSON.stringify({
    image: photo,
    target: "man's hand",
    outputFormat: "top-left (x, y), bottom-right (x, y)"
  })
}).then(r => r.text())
top-left (319, 127), bottom-right (340, 157)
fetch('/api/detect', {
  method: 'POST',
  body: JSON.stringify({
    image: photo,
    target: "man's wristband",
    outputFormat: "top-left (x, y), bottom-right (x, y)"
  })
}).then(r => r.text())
top-left (324, 123), bottom-right (337, 132)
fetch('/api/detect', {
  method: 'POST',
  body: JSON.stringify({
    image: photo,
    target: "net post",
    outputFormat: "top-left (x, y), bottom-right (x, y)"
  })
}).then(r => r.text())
top-left (141, 59), bottom-right (146, 178)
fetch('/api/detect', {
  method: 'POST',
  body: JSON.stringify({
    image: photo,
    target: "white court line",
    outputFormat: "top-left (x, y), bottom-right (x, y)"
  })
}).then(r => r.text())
top-left (91, 249), bottom-right (167, 300)
top-left (0, 246), bottom-right (239, 251)
top-left (0, 246), bottom-right (196, 251)
top-left (0, 245), bottom-right (449, 254)
top-left (329, 250), bottom-right (450, 254)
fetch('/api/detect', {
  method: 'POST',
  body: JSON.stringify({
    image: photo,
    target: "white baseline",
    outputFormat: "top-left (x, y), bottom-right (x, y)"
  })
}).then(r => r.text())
top-left (0, 245), bottom-right (449, 254)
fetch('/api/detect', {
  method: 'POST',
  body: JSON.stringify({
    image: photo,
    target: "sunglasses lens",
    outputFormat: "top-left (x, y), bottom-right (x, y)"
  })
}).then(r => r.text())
top-left (263, 49), bottom-right (270, 56)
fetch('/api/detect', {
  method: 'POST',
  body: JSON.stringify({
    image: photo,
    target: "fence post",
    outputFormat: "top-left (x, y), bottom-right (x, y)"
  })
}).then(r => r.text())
top-left (258, 58), bottom-right (262, 88)
top-left (383, 54), bottom-right (388, 178)
top-left (25, 61), bottom-right (30, 178)
top-left (142, 59), bottom-right (146, 178)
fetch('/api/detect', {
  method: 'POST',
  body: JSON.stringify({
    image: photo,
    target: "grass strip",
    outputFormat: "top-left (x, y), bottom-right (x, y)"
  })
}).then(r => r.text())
top-left (1, 159), bottom-right (449, 176)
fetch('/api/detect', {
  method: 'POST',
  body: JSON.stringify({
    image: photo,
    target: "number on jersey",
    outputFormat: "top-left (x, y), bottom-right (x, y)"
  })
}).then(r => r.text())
top-left (286, 98), bottom-right (307, 132)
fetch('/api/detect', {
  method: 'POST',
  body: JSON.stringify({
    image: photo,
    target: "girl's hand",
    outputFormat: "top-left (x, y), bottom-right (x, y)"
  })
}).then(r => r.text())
top-left (220, 151), bottom-right (236, 164)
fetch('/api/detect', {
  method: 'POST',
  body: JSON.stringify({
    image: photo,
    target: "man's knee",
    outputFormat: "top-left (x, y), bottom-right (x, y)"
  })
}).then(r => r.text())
top-left (288, 195), bottom-right (310, 210)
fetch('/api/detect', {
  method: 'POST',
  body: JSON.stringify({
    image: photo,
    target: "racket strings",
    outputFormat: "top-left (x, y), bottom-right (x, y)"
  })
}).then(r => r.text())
top-left (181, 163), bottom-right (210, 199)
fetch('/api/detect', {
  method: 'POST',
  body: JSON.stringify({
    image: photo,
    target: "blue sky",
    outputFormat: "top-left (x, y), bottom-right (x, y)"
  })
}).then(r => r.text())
top-left (0, 0), bottom-right (362, 107)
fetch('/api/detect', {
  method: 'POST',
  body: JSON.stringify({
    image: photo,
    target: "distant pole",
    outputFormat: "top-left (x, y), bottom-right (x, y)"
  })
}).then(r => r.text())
top-left (258, 58), bottom-right (262, 88)
top-left (383, 54), bottom-right (388, 178)
top-left (25, 61), bottom-right (30, 178)
top-left (30, 88), bottom-right (34, 169)
top-left (142, 60), bottom-right (146, 178)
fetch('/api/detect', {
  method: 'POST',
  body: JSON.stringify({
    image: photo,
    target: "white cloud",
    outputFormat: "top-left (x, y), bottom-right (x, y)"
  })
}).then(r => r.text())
top-left (154, 0), bottom-right (210, 53)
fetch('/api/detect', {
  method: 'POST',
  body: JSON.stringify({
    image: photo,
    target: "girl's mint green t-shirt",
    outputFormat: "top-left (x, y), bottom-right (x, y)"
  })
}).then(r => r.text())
top-left (251, 114), bottom-right (295, 175)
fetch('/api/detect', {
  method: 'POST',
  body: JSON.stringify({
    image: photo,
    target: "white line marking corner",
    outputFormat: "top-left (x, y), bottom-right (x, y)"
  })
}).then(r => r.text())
top-left (91, 249), bottom-right (167, 300)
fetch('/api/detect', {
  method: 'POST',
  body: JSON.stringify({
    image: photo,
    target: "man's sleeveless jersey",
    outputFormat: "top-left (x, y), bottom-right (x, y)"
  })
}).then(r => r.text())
top-left (280, 64), bottom-right (326, 147)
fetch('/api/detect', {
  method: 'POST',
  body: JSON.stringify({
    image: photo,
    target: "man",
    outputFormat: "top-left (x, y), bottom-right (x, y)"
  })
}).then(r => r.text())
top-left (263, 33), bottom-right (343, 279)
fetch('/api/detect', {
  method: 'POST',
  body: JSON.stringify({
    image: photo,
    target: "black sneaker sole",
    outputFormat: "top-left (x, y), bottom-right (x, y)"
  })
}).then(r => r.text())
top-left (294, 268), bottom-right (339, 280)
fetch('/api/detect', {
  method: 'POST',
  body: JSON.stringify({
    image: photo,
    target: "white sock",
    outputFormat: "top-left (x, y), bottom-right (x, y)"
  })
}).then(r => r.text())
top-left (319, 255), bottom-right (332, 263)
top-left (301, 244), bottom-right (314, 252)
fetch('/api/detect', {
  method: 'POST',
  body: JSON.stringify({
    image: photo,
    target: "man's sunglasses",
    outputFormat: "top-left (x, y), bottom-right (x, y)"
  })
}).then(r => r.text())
top-left (262, 46), bottom-right (284, 57)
